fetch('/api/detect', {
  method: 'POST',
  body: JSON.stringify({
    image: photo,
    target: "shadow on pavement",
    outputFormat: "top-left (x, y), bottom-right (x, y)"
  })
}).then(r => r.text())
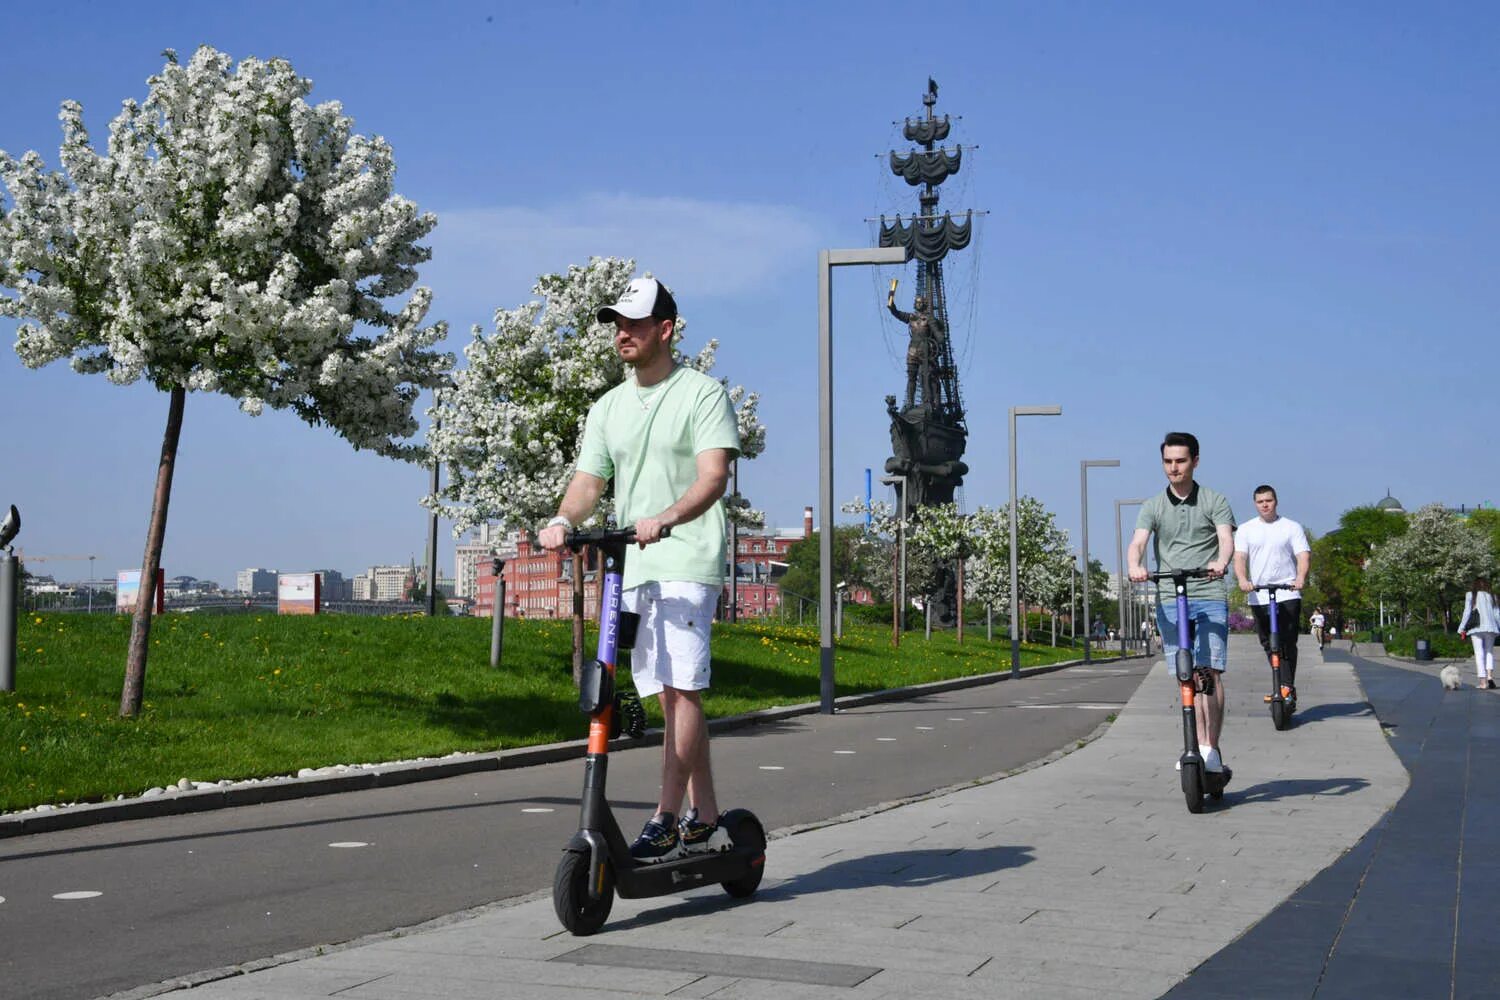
top-left (603, 845), bottom-right (1035, 932)
top-left (1228, 777), bottom-right (1370, 805)
top-left (1290, 701), bottom-right (1375, 724)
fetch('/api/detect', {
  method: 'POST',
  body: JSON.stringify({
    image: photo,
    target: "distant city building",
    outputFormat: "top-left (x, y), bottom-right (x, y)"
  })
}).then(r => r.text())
top-left (362, 565), bottom-right (413, 602)
top-left (1374, 491), bottom-right (1405, 515)
top-left (351, 572), bottom-right (374, 601)
top-left (473, 531), bottom-right (598, 619)
top-left (310, 569), bottom-right (351, 602)
top-left (454, 524), bottom-right (500, 599)
top-left (164, 575), bottom-right (221, 598)
top-left (725, 510), bottom-right (811, 618)
top-left (236, 568), bottom-right (278, 596)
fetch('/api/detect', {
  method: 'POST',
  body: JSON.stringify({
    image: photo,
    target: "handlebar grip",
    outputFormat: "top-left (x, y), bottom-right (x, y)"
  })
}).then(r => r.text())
top-left (564, 524), bottom-right (672, 549)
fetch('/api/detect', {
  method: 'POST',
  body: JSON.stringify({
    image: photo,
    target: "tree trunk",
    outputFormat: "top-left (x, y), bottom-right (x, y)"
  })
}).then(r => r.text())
top-left (571, 550), bottom-right (586, 687)
top-left (956, 557), bottom-right (964, 644)
top-left (120, 386), bottom-right (185, 718)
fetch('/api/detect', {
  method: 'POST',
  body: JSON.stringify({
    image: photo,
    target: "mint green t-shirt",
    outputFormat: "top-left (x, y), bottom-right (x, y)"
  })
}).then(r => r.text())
top-left (1135, 483), bottom-right (1236, 601)
top-left (575, 365), bottom-right (741, 591)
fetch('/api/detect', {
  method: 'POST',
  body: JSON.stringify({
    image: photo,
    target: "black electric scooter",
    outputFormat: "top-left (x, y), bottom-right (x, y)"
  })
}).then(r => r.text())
top-left (1149, 569), bottom-right (1232, 814)
top-left (552, 526), bottom-right (766, 935)
top-left (1255, 584), bottom-right (1296, 731)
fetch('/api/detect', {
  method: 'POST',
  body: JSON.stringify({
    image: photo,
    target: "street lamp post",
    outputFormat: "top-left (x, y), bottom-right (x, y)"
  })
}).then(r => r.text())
top-left (1079, 459), bottom-right (1119, 663)
top-left (88, 554), bottom-right (96, 614)
top-left (1115, 497), bottom-right (1147, 657)
top-left (1009, 405), bottom-right (1063, 674)
top-left (819, 245), bottom-right (907, 714)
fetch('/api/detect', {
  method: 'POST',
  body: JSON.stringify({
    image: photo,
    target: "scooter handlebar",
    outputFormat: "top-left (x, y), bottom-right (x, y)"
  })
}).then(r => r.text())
top-left (565, 525), bottom-right (672, 550)
top-left (1145, 568), bottom-right (1210, 582)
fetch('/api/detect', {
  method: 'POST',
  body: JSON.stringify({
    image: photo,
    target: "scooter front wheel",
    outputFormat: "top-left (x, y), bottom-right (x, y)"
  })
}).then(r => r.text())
top-left (553, 849), bottom-right (615, 935)
top-left (719, 810), bottom-right (766, 899)
top-left (1181, 762), bottom-right (1205, 814)
top-left (1271, 698), bottom-right (1290, 731)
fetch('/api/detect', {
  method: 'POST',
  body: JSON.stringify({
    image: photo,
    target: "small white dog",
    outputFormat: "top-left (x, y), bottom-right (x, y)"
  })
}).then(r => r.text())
top-left (1440, 665), bottom-right (1463, 691)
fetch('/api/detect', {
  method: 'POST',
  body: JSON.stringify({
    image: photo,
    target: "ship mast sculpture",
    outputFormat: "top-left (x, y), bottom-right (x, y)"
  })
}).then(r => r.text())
top-left (879, 78), bottom-right (974, 627)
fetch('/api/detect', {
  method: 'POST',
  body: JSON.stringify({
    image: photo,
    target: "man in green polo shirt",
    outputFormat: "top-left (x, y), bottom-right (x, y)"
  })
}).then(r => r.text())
top-left (1127, 431), bottom-right (1236, 775)
top-left (538, 276), bottom-right (741, 864)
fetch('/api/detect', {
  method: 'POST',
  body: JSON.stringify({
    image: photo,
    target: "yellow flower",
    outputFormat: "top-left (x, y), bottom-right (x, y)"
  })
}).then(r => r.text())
top-left (19, 745), bottom-right (26, 752)
top-left (79, 712), bottom-right (88, 719)
top-left (33, 617), bottom-right (41, 624)
top-left (273, 668), bottom-right (281, 675)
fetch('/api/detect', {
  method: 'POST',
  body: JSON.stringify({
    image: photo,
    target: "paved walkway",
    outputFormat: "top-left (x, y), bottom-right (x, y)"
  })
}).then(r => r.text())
top-left (1167, 646), bottom-right (1500, 999)
top-left (143, 635), bottom-right (1407, 999)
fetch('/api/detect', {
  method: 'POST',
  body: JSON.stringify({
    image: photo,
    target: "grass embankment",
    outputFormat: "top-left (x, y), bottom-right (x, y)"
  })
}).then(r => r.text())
top-left (2, 612), bottom-right (1081, 812)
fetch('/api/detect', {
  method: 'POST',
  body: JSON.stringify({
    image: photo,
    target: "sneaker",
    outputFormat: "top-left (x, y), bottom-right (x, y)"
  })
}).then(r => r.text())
top-left (1202, 747), bottom-right (1224, 773)
top-left (678, 808), bottom-right (733, 854)
top-left (630, 813), bottom-right (682, 863)
top-left (1488, 679), bottom-right (1497, 690)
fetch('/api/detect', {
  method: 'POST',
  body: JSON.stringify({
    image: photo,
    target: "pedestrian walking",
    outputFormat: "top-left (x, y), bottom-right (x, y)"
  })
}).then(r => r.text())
top-left (1458, 577), bottom-right (1500, 689)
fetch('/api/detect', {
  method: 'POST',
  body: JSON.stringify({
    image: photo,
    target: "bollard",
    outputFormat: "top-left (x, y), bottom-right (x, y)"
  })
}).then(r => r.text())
top-left (0, 553), bottom-right (16, 691)
top-left (489, 563), bottom-right (505, 669)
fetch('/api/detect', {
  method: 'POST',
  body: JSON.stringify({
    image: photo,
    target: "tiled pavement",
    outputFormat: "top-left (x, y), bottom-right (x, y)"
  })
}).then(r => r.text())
top-left (1167, 646), bottom-right (1500, 1000)
top-left (130, 636), bottom-right (1409, 999)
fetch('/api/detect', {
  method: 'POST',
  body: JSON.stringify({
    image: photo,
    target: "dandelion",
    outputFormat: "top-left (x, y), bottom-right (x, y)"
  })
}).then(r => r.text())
top-left (273, 668), bottom-right (281, 675)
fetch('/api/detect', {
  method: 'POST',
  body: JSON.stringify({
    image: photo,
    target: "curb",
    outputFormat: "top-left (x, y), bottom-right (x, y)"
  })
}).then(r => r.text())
top-left (3, 652), bottom-right (1137, 840)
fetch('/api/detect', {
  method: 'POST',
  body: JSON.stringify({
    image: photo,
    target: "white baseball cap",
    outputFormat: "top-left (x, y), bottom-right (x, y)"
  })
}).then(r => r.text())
top-left (596, 277), bottom-right (678, 324)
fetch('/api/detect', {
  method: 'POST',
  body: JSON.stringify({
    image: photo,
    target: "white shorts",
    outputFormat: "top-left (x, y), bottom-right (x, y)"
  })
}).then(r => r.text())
top-left (621, 581), bottom-right (718, 697)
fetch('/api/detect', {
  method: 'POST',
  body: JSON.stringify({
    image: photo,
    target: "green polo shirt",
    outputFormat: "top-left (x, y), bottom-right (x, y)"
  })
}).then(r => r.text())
top-left (1136, 483), bottom-right (1236, 601)
top-left (576, 365), bottom-right (740, 591)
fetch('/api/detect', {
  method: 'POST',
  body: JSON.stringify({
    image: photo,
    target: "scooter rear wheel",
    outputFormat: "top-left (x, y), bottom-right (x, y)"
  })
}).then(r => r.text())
top-left (553, 850), bottom-right (615, 935)
top-left (720, 811), bottom-right (766, 899)
top-left (1181, 762), bottom-right (1205, 814)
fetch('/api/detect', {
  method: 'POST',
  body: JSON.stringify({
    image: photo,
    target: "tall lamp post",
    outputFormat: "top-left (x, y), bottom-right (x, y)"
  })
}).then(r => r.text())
top-left (1009, 405), bottom-right (1063, 674)
top-left (819, 245), bottom-right (907, 714)
top-left (1115, 497), bottom-right (1147, 657)
top-left (1079, 459), bottom-right (1119, 663)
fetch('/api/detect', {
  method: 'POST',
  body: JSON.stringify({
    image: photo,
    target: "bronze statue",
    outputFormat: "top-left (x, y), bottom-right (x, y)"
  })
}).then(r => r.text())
top-left (887, 280), bottom-right (945, 409)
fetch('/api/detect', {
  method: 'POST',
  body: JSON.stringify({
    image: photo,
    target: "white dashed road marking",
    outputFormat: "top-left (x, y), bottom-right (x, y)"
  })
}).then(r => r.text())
top-left (759, 765), bottom-right (785, 771)
top-left (1015, 703), bottom-right (1125, 711)
top-left (876, 737), bottom-right (897, 742)
top-left (915, 726), bottom-right (935, 731)
top-left (834, 750), bottom-right (856, 755)
top-left (328, 842), bottom-right (369, 848)
top-left (521, 808), bottom-right (554, 814)
top-left (53, 891), bottom-right (102, 900)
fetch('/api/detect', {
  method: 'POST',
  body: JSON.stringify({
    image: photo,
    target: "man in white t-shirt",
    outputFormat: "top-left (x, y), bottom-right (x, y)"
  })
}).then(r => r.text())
top-left (1233, 485), bottom-right (1311, 698)
top-left (1309, 608), bottom-right (1327, 650)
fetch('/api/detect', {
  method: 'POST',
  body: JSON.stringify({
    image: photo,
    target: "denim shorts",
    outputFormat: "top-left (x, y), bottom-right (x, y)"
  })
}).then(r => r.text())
top-left (1157, 599), bottom-right (1229, 672)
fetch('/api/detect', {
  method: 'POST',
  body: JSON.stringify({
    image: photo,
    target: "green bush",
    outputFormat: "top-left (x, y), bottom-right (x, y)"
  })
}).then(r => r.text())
top-left (1382, 627), bottom-right (1469, 658)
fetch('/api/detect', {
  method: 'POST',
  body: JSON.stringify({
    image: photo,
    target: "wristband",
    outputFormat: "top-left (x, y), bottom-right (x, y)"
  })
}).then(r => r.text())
top-left (546, 515), bottom-right (571, 531)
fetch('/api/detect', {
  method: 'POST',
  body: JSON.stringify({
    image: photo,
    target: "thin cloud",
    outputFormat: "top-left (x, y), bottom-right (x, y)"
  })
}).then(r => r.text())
top-left (425, 193), bottom-right (825, 321)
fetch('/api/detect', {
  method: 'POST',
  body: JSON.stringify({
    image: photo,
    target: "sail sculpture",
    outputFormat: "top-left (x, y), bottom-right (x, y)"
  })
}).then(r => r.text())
top-left (879, 79), bottom-right (973, 627)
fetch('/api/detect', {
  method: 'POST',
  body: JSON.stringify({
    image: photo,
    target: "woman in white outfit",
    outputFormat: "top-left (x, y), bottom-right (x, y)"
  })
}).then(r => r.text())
top-left (1457, 577), bottom-right (1500, 689)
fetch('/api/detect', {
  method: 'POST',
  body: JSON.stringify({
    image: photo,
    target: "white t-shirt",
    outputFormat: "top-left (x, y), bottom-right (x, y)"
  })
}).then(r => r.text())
top-left (1310, 612), bottom-right (1326, 628)
top-left (1234, 515), bottom-right (1310, 606)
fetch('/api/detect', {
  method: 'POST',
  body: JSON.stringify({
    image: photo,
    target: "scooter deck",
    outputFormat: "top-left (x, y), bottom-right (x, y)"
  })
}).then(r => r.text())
top-left (615, 844), bottom-right (762, 899)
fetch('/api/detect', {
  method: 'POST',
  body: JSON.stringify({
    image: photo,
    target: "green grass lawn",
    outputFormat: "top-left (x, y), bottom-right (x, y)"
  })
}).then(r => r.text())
top-left (2, 611), bottom-right (1084, 812)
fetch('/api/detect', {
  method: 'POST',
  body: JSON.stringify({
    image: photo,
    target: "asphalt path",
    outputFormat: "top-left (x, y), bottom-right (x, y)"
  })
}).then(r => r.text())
top-left (0, 657), bottom-right (1150, 1000)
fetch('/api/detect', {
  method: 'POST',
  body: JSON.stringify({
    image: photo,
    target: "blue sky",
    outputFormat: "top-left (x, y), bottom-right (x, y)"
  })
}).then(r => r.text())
top-left (2, 2), bottom-right (1495, 588)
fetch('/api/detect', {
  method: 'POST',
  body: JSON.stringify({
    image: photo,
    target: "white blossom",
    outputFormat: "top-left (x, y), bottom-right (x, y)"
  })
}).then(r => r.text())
top-left (0, 46), bottom-right (451, 458)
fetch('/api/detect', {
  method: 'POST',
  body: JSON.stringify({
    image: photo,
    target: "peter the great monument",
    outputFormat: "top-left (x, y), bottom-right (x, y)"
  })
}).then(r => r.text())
top-left (878, 78), bottom-right (975, 627)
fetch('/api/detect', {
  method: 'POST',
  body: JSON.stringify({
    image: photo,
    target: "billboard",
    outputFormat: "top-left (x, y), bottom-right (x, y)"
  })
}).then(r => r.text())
top-left (278, 572), bottom-right (321, 615)
top-left (116, 568), bottom-right (165, 613)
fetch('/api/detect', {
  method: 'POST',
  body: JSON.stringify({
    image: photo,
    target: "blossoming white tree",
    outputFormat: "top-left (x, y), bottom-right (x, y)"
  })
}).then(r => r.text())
top-left (963, 498), bottom-right (1072, 642)
top-left (424, 256), bottom-right (766, 672)
top-left (0, 48), bottom-right (452, 716)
